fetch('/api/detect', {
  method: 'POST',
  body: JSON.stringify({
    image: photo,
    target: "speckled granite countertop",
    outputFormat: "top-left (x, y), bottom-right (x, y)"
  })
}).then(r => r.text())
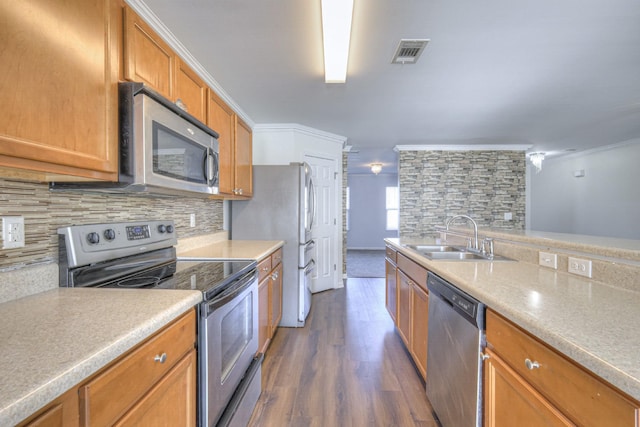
top-left (385, 238), bottom-right (640, 402)
top-left (178, 239), bottom-right (284, 261)
top-left (0, 288), bottom-right (202, 427)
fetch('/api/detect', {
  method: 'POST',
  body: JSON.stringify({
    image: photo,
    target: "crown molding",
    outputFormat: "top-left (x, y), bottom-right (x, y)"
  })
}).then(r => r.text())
top-left (125, 0), bottom-right (254, 127)
top-left (394, 144), bottom-right (532, 152)
top-left (253, 123), bottom-right (348, 145)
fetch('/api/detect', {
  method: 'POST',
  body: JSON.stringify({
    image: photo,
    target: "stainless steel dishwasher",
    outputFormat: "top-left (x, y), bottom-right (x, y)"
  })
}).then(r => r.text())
top-left (426, 272), bottom-right (486, 427)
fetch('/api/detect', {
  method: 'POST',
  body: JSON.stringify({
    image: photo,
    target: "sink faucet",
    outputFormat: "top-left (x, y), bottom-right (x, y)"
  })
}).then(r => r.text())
top-left (445, 215), bottom-right (479, 252)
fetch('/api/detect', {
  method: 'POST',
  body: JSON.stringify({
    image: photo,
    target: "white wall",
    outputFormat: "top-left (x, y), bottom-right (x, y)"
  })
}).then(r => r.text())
top-left (347, 173), bottom-right (399, 249)
top-left (530, 139), bottom-right (640, 239)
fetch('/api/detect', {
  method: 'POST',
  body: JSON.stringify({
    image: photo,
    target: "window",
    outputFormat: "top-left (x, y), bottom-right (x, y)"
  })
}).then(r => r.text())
top-left (386, 186), bottom-right (399, 230)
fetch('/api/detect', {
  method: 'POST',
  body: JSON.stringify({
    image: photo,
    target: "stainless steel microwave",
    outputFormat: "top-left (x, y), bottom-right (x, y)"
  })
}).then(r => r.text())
top-left (51, 82), bottom-right (219, 197)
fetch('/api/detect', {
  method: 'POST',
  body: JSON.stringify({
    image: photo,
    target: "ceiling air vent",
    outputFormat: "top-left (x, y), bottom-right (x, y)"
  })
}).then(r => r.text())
top-left (391, 39), bottom-right (430, 64)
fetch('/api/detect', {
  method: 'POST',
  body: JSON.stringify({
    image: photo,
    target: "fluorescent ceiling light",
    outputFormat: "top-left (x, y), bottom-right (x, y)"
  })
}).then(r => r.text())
top-left (321, 0), bottom-right (354, 83)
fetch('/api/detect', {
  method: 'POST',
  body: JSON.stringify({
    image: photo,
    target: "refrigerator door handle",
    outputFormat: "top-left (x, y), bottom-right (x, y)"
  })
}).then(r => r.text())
top-left (308, 177), bottom-right (316, 230)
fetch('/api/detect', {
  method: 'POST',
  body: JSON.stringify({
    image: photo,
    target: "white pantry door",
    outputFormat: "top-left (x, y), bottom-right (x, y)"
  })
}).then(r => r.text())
top-left (306, 155), bottom-right (336, 293)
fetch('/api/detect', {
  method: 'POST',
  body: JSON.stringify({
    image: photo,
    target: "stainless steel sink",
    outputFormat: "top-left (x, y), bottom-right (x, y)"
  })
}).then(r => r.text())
top-left (403, 243), bottom-right (514, 261)
top-left (423, 251), bottom-right (487, 260)
top-left (404, 244), bottom-right (465, 252)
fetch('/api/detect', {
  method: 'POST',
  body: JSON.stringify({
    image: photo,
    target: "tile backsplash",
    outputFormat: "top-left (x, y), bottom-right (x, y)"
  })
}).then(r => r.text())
top-left (399, 150), bottom-right (526, 238)
top-left (0, 178), bottom-right (224, 271)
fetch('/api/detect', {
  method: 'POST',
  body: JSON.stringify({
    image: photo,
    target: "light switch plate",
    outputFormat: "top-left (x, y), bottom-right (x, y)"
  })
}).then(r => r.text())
top-left (2, 216), bottom-right (25, 249)
top-left (539, 251), bottom-right (558, 269)
top-left (568, 257), bottom-right (592, 278)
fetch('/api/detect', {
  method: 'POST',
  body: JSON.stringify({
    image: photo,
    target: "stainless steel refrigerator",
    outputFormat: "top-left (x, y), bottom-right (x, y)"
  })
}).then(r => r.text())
top-left (230, 163), bottom-right (316, 327)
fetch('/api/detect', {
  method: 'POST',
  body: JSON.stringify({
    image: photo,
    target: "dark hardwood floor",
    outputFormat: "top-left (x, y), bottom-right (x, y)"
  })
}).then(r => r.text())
top-left (248, 278), bottom-right (439, 426)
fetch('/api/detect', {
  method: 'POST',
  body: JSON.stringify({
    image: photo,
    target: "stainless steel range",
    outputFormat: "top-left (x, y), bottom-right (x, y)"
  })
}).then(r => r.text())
top-left (58, 220), bottom-right (262, 427)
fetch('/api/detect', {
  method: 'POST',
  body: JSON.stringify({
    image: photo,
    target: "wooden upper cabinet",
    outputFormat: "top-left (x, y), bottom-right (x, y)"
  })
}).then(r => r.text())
top-left (208, 89), bottom-right (236, 195)
top-left (123, 6), bottom-right (174, 100)
top-left (207, 90), bottom-right (253, 199)
top-left (175, 59), bottom-right (207, 123)
top-left (234, 117), bottom-right (253, 198)
top-left (0, 0), bottom-right (119, 181)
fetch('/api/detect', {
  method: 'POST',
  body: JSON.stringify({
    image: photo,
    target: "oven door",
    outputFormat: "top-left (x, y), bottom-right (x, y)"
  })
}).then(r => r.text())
top-left (200, 269), bottom-right (258, 427)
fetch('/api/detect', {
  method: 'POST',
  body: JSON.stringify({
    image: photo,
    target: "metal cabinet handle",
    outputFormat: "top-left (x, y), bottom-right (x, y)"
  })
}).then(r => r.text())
top-left (525, 358), bottom-right (540, 370)
top-left (261, 266), bottom-right (270, 271)
top-left (238, 188), bottom-right (243, 195)
top-left (481, 353), bottom-right (491, 361)
top-left (154, 352), bottom-right (167, 364)
top-left (271, 271), bottom-right (279, 280)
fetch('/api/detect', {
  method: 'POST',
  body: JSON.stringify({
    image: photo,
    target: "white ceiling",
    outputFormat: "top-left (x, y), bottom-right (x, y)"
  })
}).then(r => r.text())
top-left (140, 0), bottom-right (640, 173)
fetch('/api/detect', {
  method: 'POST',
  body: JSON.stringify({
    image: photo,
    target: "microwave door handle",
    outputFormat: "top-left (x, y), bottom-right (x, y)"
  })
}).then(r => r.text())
top-left (204, 149), bottom-right (215, 183)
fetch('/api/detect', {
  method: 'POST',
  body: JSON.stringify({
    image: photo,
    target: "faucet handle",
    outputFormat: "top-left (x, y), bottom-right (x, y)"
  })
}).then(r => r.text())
top-left (482, 237), bottom-right (494, 257)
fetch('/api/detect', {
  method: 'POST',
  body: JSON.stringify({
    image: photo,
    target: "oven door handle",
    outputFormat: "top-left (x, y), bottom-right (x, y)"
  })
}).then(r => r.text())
top-left (206, 269), bottom-right (258, 315)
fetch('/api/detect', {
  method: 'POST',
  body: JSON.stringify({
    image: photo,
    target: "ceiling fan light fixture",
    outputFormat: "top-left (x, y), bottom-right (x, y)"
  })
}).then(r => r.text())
top-left (321, 0), bottom-right (354, 83)
top-left (529, 152), bottom-right (545, 173)
top-left (371, 163), bottom-right (383, 175)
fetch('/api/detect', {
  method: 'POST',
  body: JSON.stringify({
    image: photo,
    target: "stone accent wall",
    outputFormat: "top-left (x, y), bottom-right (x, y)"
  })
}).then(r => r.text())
top-left (342, 152), bottom-right (348, 275)
top-left (0, 178), bottom-right (224, 270)
top-left (399, 150), bottom-right (525, 238)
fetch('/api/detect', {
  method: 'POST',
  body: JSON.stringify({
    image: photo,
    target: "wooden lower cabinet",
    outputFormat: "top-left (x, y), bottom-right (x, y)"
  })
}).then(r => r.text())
top-left (484, 349), bottom-right (573, 427)
top-left (388, 251), bottom-right (429, 381)
top-left (409, 282), bottom-right (428, 379)
top-left (257, 247), bottom-right (283, 354)
top-left (18, 388), bottom-right (79, 427)
top-left (384, 255), bottom-right (397, 323)
top-left (396, 270), bottom-right (412, 348)
top-left (258, 273), bottom-right (270, 354)
top-left (485, 309), bottom-right (640, 426)
top-left (114, 350), bottom-right (197, 427)
top-left (18, 310), bottom-right (197, 427)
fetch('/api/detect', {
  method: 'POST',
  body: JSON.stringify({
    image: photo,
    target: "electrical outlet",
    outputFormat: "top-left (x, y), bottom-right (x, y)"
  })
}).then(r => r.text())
top-left (539, 251), bottom-right (558, 269)
top-left (568, 257), bottom-right (592, 278)
top-left (2, 216), bottom-right (25, 249)
top-left (504, 212), bottom-right (512, 221)
top-left (190, 213), bottom-right (196, 227)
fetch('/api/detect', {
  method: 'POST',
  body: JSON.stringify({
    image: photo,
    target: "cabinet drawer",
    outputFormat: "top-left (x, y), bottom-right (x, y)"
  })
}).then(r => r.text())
top-left (257, 256), bottom-right (272, 282)
top-left (486, 310), bottom-right (640, 426)
top-left (271, 248), bottom-right (283, 267)
top-left (385, 245), bottom-right (397, 263)
top-left (397, 253), bottom-right (427, 292)
top-left (79, 310), bottom-right (196, 427)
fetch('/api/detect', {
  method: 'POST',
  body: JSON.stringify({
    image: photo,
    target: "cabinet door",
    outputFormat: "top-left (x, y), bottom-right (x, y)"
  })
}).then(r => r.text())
top-left (0, 0), bottom-right (119, 180)
top-left (115, 350), bottom-right (197, 427)
top-left (410, 283), bottom-right (428, 380)
top-left (385, 259), bottom-right (397, 323)
top-left (18, 388), bottom-right (79, 427)
top-left (270, 263), bottom-right (283, 337)
top-left (208, 90), bottom-right (235, 195)
top-left (484, 349), bottom-right (574, 427)
top-left (258, 276), bottom-right (270, 354)
top-left (123, 6), bottom-right (174, 100)
top-left (396, 270), bottom-right (411, 347)
top-left (175, 58), bottom-right (207, 123)
top-left (234, 117), bottom-right (253, 197)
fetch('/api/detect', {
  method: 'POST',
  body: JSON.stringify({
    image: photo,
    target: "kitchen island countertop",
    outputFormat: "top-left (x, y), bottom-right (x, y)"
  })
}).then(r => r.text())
top-left (0, 287), bottom-right (202, 427)
top-left (386, 237), bottom-right (640, 402)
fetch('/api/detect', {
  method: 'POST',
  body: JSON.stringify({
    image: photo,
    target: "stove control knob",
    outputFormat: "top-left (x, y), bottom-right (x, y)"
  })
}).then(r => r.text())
top-left (86, 232), bottom-right (100, 244)
top-left (166, 225), bottom-right (174, 234)
top-left (157, 224), bottom-right (166, 234)
top-left (103, 229), bottom-right (116, 241)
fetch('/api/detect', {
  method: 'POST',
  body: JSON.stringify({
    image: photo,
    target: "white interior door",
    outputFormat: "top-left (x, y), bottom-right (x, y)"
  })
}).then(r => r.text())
top-left (306, 155), bottom-right (336, 293)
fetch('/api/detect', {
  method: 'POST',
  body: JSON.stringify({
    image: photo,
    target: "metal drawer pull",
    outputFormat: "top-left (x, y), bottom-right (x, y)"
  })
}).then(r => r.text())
top-left (525, 358), bottom-right (540, 370)
top-left (480, 353), bottom-right (491, 361)
top-left (154, 352), bottom-right (167, 364)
